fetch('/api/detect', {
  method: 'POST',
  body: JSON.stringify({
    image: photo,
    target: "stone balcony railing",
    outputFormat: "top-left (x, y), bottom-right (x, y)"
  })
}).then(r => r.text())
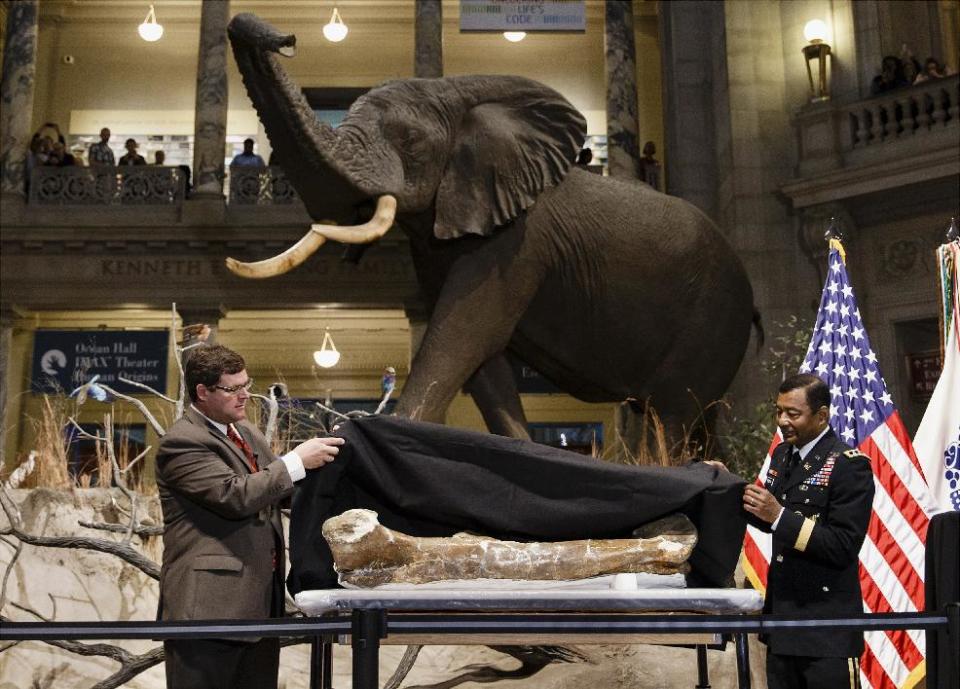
top-left (785, 74), bottom-right (959, 208)
top-left (844, 76), bottom-right (958, 152)
top-left (227, 165), bottom-right (300, 205)
top-left (28, 165), bottom-right (186, 206)
top-left (24, 165), bottom-right (302, 208)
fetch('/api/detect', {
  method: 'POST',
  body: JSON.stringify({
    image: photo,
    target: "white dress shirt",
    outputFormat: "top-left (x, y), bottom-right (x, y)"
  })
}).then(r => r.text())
top-left (191, 405), bottom-right (306, 481)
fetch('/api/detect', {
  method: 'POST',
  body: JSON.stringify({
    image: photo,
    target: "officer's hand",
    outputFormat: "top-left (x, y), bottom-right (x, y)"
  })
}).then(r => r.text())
top-left (294, 436), bottom-right (345, 470)
top-left (743, 484), bottom-right (781, 523)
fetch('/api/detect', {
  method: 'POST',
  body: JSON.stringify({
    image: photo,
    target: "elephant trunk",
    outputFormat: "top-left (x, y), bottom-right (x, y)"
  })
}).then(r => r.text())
top-left (227, 14), bottom-right (389, 217)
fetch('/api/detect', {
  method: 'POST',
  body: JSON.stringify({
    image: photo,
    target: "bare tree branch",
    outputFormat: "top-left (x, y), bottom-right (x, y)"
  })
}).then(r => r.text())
top-left (77, 521), bottom-right (163, 537)
top-left (90, 384), bottom-right (166, 437)
top-left (0, 535), bottom-right (24, 612)
top-left (384, 644), bottom-right (423, 689)
top-left (172, 304), bottom-right (187, 420)
top-left (117, 377), bottom-right (176, 404)
top-left (0, 486), bottom-right (159, 580)
top-left (374, 385), bottom-right (394, 416)
top-left (251, 389), bottom-right (280, 444)
top-left (67, 418), bottom-right (106, 442)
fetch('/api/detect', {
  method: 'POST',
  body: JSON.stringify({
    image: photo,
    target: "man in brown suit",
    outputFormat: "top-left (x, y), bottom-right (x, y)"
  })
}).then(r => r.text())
top-left (157, 345), bottom-right (344, 689)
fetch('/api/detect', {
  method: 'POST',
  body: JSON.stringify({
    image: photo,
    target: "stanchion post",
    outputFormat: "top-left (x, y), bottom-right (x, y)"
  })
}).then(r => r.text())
top-left (695, 644), bottom-right (711, 688)
top-left (947, 602), bottom-right (959, 689)
top-left (310, 634), bottom-right (334, 689)
top-left (352, 609), bottom-right (387, 689)
top-left (735, 633), bottom-right (751, 689)
top-left (322, 636), bottom-right (333, 689)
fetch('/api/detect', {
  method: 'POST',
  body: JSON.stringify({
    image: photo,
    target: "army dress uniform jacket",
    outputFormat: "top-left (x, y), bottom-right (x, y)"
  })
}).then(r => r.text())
top-left (156, 408), bottom-right (294, 633)
top-left (749, 428), bottom-right (874, 658)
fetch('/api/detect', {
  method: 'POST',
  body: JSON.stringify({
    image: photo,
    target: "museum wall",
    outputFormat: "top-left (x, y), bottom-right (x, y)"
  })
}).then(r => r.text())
top-left (3, 0), bottom-right (958, 473)
top-left (28, 2), bottom-right (663, 152)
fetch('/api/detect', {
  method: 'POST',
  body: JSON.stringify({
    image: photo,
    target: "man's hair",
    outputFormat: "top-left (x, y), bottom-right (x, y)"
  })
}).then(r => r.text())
top-left (243, 138), bottom-right (254, 146)
top-left (779, 373), bottom-right (830, 413)
top-left (185, 345), bottom-right (245, 402)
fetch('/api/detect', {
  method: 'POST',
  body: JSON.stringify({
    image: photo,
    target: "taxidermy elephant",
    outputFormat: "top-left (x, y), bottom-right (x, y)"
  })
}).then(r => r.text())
top-left (226, 14), bottom-right (757, 446)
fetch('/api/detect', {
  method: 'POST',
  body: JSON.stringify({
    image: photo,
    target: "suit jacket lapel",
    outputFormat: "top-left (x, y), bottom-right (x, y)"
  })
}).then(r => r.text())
top-left (780, 429), bottom-right (835, 493)
top-left (185, 407), bottom-right (254, 474)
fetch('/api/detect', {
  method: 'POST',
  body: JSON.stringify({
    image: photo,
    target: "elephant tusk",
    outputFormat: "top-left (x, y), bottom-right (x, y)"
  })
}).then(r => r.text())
top-left (225, 230), bottom-right (327, 279)
top-left (309, 194), bottom-right (397, 244)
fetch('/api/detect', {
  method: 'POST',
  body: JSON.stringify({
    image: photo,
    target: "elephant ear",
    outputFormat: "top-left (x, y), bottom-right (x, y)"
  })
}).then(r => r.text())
top-left (435, 83), bottom-right (586, 239)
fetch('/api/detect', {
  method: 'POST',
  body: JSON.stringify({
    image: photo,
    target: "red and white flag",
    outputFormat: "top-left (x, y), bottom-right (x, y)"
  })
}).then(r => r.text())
top-left (741, 239), bottom-right (939, 689)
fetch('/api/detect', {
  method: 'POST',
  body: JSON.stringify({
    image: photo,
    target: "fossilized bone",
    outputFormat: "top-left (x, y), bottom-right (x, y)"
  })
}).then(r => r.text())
top-left (322, 509), bottom-right (697, 587)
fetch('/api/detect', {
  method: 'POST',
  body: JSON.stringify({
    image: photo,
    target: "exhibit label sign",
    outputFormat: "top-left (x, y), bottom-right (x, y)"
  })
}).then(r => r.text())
top-left (460, 1), bottom-right (585, 32)
top-left (31, 330), bottom-right (169, 395)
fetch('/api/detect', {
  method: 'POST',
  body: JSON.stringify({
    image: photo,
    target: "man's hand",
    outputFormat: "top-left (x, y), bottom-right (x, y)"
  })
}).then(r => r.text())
top-left (743, 483), bottom-right (782, 523)
top-left (294, 436), bottom-right (345, 470)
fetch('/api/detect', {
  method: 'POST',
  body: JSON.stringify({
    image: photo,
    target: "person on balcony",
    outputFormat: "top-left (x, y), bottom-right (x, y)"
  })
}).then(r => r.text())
top-left (118, 138), bottom-right (146, 166)
top-left (153, 150), bottom-right (166, 165)
top-left (49, 141), bottom-right (76, 167)
top-left (870, 56), bottom-right (909, 95)
top-left (88, 127), bottom-right (116, 166)
top-left (231, 138), bottom-right (266, 167)
top-left (914, 57), bottom-right (956, 84)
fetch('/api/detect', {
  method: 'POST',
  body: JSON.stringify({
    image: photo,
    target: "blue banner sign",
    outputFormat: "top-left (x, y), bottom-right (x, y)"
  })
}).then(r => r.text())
top-left (31, 330), bottom-right (169, 395)
top-left (460, 1), bottom-right (586, 32)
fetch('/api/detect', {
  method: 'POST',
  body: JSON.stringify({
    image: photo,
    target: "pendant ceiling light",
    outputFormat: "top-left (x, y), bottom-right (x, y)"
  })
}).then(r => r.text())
top-left (503, 32), bottom-right (526, 42)
top-left (313, 329), bottom-right (341, 368)
top-left (138, 4), bottom-right (164, 42)
top-left (323, 7), bottom-right (348, 43)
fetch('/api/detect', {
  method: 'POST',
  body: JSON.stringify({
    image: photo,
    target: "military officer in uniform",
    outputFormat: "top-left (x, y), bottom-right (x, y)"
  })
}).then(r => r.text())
top-left (744, 373), bottom-right (874, 689)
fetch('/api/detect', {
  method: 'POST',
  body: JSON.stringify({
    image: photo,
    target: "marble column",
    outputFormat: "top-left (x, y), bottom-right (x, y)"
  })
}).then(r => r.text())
top-left (604, 0), bottom-right (641, 179)
top-left (414, 0), bottom-right (443, 78)
top-left (657, 0), bottom-right (724, 219)
top-left (0, 0), bottom-right (38, 201)
top-left (191, 0), bottom-right (230, 199)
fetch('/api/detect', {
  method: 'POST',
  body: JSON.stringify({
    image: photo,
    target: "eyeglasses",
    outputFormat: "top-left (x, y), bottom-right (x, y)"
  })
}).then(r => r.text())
top-left (208, 379), bottom-right (254, 396)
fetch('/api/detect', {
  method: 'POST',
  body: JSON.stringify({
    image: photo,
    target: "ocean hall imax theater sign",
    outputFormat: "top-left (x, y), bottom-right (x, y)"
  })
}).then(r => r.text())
top-left (31, 330), bottom-right (169, 395)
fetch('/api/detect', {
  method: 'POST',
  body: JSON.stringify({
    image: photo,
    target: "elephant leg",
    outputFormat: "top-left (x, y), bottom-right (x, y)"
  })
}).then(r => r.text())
top-left (396, 230), bottom-right (546, 424)
top-left (464, 354), bottom-right (531, 439)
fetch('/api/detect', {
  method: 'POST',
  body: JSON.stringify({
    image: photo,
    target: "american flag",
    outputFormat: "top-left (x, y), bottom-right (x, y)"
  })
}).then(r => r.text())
top-left (741, 239), bottom-right (938, 689)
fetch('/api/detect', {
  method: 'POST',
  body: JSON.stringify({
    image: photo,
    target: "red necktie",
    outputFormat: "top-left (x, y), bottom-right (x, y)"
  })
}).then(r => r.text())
top-left (227, 425), bottom-right (259, 472)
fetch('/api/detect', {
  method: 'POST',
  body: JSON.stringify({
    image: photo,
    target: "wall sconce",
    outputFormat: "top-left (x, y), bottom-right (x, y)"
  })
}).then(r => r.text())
top-left (313, 328), bottom-right (341, 368)
top-left (503, 32), bottom-right (526, 42)
top-left (138, 4), bottom-right (164, 42)
top-left (323, 7), bottom-right (348, 43)
top-left (802, 19), bottom-right (831, 102)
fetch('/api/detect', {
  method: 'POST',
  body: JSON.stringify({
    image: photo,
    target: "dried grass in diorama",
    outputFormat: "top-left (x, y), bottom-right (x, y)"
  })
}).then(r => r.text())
top-left (29, 394), bottom-right (72, 489)
top-left (604, 395), bottom-right (721, 468)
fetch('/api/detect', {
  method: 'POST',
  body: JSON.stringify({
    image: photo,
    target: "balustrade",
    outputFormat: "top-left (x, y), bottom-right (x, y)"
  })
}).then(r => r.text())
top-left (228, 165), bottom-right (299, 205)
top-left (28, 166), bottom-right (185, 205)
top-left (844, 75), bottom-right (958, 149)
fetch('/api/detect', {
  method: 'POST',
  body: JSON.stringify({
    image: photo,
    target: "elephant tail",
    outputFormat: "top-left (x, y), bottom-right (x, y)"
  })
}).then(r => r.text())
top-left (752, 307), bottom-right (765, 353)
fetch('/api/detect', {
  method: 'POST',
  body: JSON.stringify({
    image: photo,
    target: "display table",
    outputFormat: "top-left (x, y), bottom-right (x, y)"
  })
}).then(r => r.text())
top-left (296, 586), bottom-right (764, 689)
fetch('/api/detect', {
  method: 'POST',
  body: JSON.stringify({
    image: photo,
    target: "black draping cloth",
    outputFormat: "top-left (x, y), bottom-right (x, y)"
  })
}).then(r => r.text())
top-left (924, 510), bottom-right (959, 689)
top-left (288, 415), bottom-right (748, 595)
